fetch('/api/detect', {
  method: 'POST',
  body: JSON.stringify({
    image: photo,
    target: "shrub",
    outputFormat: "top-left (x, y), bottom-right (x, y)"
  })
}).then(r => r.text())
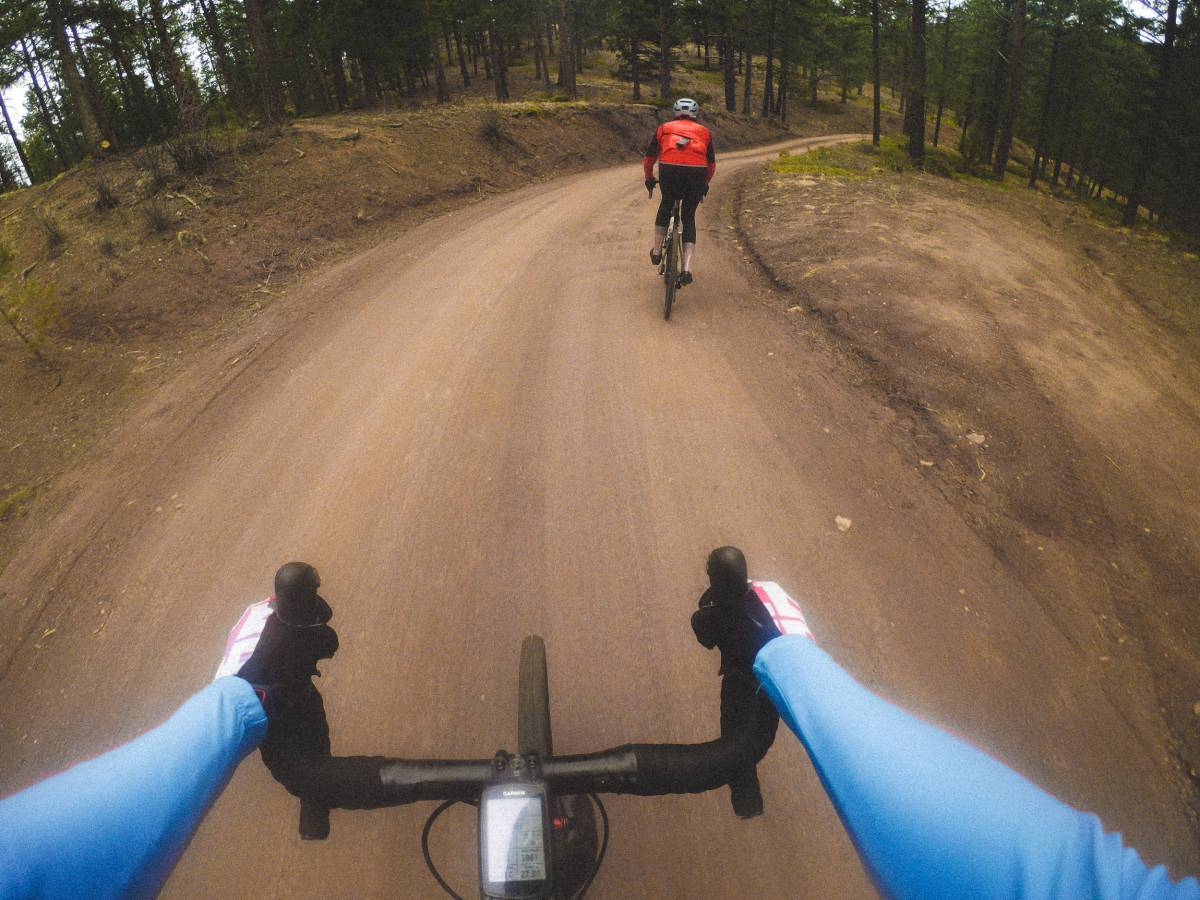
top-left (92, 178), bottom-right (119, 212)
top-left (163, 132), bottom-right (225, 174)
top-left (478, 110), bottom-right (517, 150)
top-left (135, 146), bottom-right (170, 193)
top-left (99, 237), bottom-right (118, 257)
top-left (144, 201), bottom-right (172, 233)
top-left (37, 212), bottom-right (65, 253)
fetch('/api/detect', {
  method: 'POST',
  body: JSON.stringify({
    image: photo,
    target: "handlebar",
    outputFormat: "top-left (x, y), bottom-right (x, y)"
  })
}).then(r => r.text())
top-left (270, 704), bottom-right (777, 810)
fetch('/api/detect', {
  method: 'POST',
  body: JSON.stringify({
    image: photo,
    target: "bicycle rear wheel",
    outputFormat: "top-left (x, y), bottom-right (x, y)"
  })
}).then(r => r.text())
top-left (517, 635), bottom-right (552, 757)
top-left (663, 219), bottom-right (678, 321)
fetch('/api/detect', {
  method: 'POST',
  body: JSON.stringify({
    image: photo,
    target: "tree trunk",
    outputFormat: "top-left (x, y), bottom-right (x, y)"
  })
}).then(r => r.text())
top-left (531, 3), bottom-right (551, 88)
top-left (777, 46), bottom-right (790, 121)
top-left (1028, 23), bottom-right (1061, 187)
top-left (809, 68), bottom-right (819, 106)
top-left (722, 30), bottom-right (737, 111)
top-left (992, 0), bottom-right (1025, 176)
top-left (21, 37), bottom-right (74, 167)
top-left (741, 30), bottom-right (752, 113)
top-left (659, 0), bottom-right (672, 98)
top-left (149, 0), bottom-right (201, 129)
top-left (871, 0), bottom-right (881, 145)
top-left (557, 1), bottom-right (576, 97)
top-left (1124, 0), bottom-right (1177, 224)
top-left (490, 29), bottom-right (509, 101)
top-left (197, 0), bottom-right (239, 100)
top-left (632, 38), bottom-right (642, 100)
top-left (47, 0), bottom-right (107, 154)
top-left (244, 0), bottom-right (283, 120)
top-left (979, 1), bottom-right (1010, 165)
top-left (905, 0), bottom-right (927, 160)
top-left (933, 1), bottom-right (951, 146)
top-left (761, 0), bottom-right (776, 116)
top-left (0, 92), bottom-right (31, 182)
top-left (427, 1), bottom-right (449, 102)
top-left (330, 48), bottom-right (349, 108)
top-left (452, 22), bottom-right (471, 87)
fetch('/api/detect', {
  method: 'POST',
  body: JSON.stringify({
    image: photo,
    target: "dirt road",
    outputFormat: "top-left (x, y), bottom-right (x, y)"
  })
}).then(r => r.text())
top-left (1, 135), bottom-right (1195, 897)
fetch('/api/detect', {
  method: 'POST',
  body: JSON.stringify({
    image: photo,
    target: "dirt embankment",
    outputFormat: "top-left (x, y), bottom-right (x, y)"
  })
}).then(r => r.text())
top-left (2, 98), bottom-right (874, 569)
top-left (735, 149), bottom-right (1200, 834)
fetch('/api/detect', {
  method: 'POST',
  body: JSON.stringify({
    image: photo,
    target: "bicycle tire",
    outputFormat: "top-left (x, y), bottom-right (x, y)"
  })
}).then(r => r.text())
top-left (663, 219), bottom-right (678, 321)
top-left (517, 635), bottom-right (552, 757)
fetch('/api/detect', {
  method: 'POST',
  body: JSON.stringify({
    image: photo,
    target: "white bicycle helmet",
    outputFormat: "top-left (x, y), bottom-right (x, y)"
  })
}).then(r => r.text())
top-left (673, 97), bottom-right (700, 119)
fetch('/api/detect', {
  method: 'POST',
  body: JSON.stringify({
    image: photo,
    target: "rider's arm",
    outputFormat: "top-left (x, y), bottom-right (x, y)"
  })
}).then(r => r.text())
top-left (0, 677), bottom-right (267, 900)
top-left (643, 126), bottom-right (661, 182)
top-left (706, 132), bottom-right (716, 183)
top-left (752, 635), bottom-right (1200, 900)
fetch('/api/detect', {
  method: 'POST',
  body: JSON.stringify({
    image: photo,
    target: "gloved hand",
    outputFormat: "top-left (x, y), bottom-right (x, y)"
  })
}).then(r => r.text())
top-left (646, 178), bottom-right (656, 197)
top-left (693, 547), bottom-right (812, 660)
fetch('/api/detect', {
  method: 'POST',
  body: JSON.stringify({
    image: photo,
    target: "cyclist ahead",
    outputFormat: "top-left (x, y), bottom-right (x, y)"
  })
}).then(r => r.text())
top-left (644, 98), bottom-right (715, 286)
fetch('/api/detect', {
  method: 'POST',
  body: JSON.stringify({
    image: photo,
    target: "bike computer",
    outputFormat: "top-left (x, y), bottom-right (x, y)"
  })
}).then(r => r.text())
top-left (478, 781), bottom-right (553, 899)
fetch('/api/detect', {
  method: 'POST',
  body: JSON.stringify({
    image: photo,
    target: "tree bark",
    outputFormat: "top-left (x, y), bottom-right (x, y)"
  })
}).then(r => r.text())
top-left (427, 1), bottom-right (450, 102)
top-left (244, 0), bottom-right (283, 121)
top-left (452, 21), bottom-right (471, 86)
top-left (0, 92), bottom-right (32, 182)
top-left (761, 0), bottom-right (776, 116)
top-left (905, 0), bottom-right (927, 160)
top-left (871, 0), bottom-right (881, 145)
top-left (933, 1), bottom-right (951, 146)
top-left (632, 38), bottom-right (642, 100)
top-left (557, 1), bottom-right (576, 97)
top-left (1123, 0), bottom-right (1178, 224)
top-left (1028, 23), bottom-right (1061, 187)
top-left (531, 2), bottom-right (551, 88)
top-left (20, 37), bottom-right (73, 167)
top-left (722, 29), bottom-right (737, 111)
top-left (47, 0), bottom-right (107, 154)
top-left (992, 0), bottom-right (1025, 176)
top-left (659, 0), bottom-right (672, 98)
top-left (148, 0), bottom-right (201, 129)
top-left (197, 0), bottom-right (239, 100)
top-left (742, 26), bottom-right (752, 113)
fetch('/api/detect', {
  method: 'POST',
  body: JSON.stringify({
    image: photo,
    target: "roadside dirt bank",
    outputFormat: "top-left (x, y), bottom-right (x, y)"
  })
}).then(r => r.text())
top-left (734, 147), bottom-right (1200, 846)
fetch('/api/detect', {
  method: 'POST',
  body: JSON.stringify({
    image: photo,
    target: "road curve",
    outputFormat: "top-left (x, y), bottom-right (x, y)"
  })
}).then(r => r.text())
top-left (1, 134), bottom-right (1195, 897)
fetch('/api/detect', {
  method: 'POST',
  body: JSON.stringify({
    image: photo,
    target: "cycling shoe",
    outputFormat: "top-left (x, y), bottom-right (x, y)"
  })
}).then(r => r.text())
top-left (650, 249), bottom-right (663, 266)
top-left (678, 271), bottom-right (694, 286)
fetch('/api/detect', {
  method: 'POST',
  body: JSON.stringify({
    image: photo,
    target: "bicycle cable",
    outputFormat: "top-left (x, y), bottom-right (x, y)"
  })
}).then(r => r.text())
top-left (421, 799), bottom-right (474, 900)
top-left (571, 793), bottom-right (609, 900)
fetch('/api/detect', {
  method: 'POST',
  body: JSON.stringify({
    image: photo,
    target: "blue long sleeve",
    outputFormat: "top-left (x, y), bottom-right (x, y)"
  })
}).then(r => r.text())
top-left (753, 636), bottom-right (1199, 900)
top-left (0, 676), bottom-right (267, 899)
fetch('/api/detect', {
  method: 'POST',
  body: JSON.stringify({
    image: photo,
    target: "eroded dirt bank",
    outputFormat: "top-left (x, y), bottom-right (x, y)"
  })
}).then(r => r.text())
top-left (735, 152), bottom-right (1200, 842)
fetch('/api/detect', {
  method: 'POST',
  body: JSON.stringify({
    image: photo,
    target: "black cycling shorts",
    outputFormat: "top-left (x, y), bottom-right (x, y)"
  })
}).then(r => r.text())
top-left (655, 163), bottom-right (708, 244)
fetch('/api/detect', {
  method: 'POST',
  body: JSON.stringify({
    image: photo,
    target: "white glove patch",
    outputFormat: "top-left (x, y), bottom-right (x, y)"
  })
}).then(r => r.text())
top-left (214, 599), bottom-right (273, 680)
top-left (750, 581), bottom-right (813, 639)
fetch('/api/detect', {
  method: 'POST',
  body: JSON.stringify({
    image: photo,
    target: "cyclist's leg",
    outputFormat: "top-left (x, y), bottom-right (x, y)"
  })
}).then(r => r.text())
top-left (655, 165), bottom-right (685, 258)
top-left (679, 168), bottom-right (706, 274)
top-left (753, 636), bottom-right (1200, 900)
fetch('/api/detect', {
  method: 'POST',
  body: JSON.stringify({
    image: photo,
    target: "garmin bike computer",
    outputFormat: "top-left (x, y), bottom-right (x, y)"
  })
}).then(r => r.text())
top-left (478, 781), bottom-right (553, 899)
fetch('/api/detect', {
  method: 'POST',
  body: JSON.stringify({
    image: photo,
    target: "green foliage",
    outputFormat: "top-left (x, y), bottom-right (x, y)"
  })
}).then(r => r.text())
top-left (774, 138), bottom-right (964, 179)
top-left (0, 483), bottom-right (40, 521)
top-left (0, 241), bottom-right (61, 355)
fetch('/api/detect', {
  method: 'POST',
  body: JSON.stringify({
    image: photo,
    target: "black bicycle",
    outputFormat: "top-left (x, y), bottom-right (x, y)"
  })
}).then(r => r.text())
top-left (648, 179), bottom-right (684, 321)
top-left (287, 632), bottom-right (777, 899)
top-left (660, 197), bottom-right (684, 321)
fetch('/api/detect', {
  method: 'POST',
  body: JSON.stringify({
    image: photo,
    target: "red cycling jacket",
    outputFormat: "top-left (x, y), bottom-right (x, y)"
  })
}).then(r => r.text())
top-left (643, 117), bottom-right (716, 183)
